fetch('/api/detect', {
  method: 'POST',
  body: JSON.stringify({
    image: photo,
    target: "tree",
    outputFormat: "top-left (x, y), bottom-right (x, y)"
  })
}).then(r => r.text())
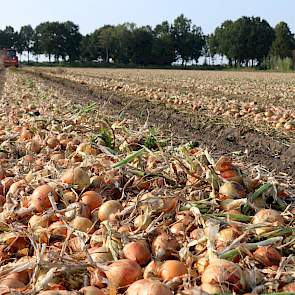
top-left (63, 21), bottom-right (82, 62)
top-left (271, 22), bottom-right (295, 58)
top-left (151, 21), bottom-right (176, 65)
top-left (172, 14), bottom-right (204, 65)
top-left (0, 26), bottom-right (16, 49)
top-left (130, 26), bottom-right (154, 65)
top-left (97, 25), bottom-right (115, 63)
top-left (19, 25), bottom-right (34, 62)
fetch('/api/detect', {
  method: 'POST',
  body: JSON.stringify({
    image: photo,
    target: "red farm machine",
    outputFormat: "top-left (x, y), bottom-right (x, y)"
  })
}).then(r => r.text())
top-left (0, 48), bottom-right (19, 68)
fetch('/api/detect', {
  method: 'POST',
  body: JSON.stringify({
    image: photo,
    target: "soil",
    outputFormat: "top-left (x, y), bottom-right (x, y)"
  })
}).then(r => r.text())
top-left (21, 69), bottom-right (295, 178)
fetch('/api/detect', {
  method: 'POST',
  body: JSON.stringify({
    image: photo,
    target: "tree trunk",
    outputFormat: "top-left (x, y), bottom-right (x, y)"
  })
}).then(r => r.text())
top-left (27, 50), bottom-right (30, 63)
top-left (49, 54), bottom-right (51, 63)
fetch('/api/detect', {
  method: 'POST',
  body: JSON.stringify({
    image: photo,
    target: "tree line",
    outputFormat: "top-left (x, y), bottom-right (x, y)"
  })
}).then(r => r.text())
top-left (0, 15), bottom-right (294, 67)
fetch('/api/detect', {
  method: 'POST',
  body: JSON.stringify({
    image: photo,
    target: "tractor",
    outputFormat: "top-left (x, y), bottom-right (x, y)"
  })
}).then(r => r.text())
top-left (0, 48), bottom-right (19, 68)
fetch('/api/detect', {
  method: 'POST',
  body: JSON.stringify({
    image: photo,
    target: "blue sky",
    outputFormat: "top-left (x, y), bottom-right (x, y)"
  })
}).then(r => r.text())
top-left (1, 0), bottom-right (294, 34)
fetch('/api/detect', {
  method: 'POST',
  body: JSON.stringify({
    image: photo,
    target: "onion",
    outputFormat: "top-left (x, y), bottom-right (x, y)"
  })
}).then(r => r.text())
top-left (105, 259), bottom-right (142, 288)
top-left (5, 270), bottom-right (31, 284)
top-left (123, 241), bottom-right (151, 266)
top-left (219, 182), bottom-right (246, 199)
top-left (65, 202), bottom-right (91, 220)
top-left (71, 216), bottom-right (93, 233)
top-left (98, 200), bottom-right (122, 221)
top-left (26, 140), bottom-right (42, 153)
top-left (201, 259), bottom-right (246, 293)
top-left (20, 128), bottom-right (33, 141)
top-left (252, 209), bottom-right (284, 235)
top-left (0, 278), bottom-right (26, 289)
top-left (283, 282), bottom-right (295, 292)
top-left (158, 260), bottom-right (188, 281)
top-left (133, 214), bottom-right (152, 230)
top-left (31, 184), bottom-right (58, 212)
top-left (170, 222), bottom-right (185, 236)
top-left (47, 137), bottom-right (60, 149)
top-left (253, 246), bottom-right (281, 266)
top-left (152, 233), bottom-right (179, 260)
top-left (201, 283), bottom-right (229, 294)
top-left (28, 214), bottom-right (49, 229)
top-left (195, 257), bottom-right (209, 275)
top-left (126, 279), bottom-right (172, 295)
top-left (89, 246), bottom-right (113, 263)
top-left (81, 191), bottom-right (103, 211)
top-left (61, 167), bottom-right (90, 191)
top-left (49, 221), bottom-right (67, 237)
top-left (216, 227), bottom-right (239, 251)
top-left (80, 286), bottom-right (105, 295)
top-left (61, 190), bottom-right (77, 205)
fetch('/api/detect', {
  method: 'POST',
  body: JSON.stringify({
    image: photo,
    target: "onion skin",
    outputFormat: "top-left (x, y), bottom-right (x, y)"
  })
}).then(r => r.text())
top-left (81, 191), bottom-right (103, 211)
top-left (123, 241), bottom-right (151, 266)
top-left (253, 246), bottom-right (281, 266)
top-left (80, 286), bottom-right (105, 295)
top-left (71, 216), bottom-right (94, 233)
top-left (219, 182), bottom-right (246, 199)
top-left (133, 214), bottom-right (152, 230)
top-left (61, 167), bottom-right (90, 191)
top-left (201, 259), bottom-right (246, 293)
top-left (31, 184), bottom-right (58, 212)
top-left (98, 200), bottom-right (122, 221)
top-left (152, 233), bottom-right (179, 260)
top-left (126, 279), bottom-right (172, 295)
top-left (89, 246), bottom-right (113, 263)
top-left (158, 260), bottom-right (188, 281)
top-left (0, 278), bottom-right (26, 289)
top-left (105, 259), bottom-right (142, 288)
top-left (252, 209), bottom-right (284, 235)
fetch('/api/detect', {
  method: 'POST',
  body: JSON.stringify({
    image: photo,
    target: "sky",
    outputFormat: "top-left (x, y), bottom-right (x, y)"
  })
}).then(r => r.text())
top-left (1, 0), bottom-right (295, 35)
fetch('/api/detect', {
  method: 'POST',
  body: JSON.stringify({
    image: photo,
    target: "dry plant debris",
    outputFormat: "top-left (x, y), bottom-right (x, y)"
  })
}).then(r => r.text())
top-left (0, 68), bottom-right (293, 295)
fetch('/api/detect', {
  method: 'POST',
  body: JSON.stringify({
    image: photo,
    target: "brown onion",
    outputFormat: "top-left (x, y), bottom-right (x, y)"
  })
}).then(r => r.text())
top-left (133, 214), bottom-right (152, 230)
top-left (80, 286), bottom-right (105, 295)
top-left (152, 233), bottom-right (179, 260)
top-left (89, 246), bottom-right (113, 263)
top-left (98, 200), bottom-right (122, 221)
top-left (252, 209), bottom-right (284, 235)
top-left (31, 184), bottom-right (58, 212)
top-left (61, 167), bottom-right (90, 191)
top-left (81, 191), bottom-right (103, 211)
top-left (201, 259), bottom-right (246, 293)
top-left (71, 216), bottom-right (93, 233)
top-left (105, 259), bottom-right (142, 288)
top-left (126, 279), bottom-right (172, 295)
top-left (158, 260), bottom-right (188, 281)
top-left (123, 241), bottom-right (151, 266)
top-left (253, 246), bottom-right (281, 266)
top-left (219, 182), bottom-right (246, 199)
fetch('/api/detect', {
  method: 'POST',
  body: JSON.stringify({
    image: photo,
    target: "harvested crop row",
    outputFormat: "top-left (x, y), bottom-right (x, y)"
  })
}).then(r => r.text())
top-left (0, 70), bottom-right (293, 294)
top-left (32, 68), bottom-right (295, 137)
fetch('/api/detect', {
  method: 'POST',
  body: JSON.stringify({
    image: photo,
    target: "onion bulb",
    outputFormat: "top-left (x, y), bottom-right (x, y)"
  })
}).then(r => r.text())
top-left (219, 182), bottom-right (246, 199)
top-left (105, 259), bottom-right (142, 288)
top-left (252, 209), bottom-right (284, 235)
top-left (98, 200), bottom-right (122, 221)
top-left (80, 286), bottom-right (105, 295)
top-left (152, 233), bottom-right (179, 260)
top-left (253, 246), bottom-right (281, 266)
top-left (31, 184), bottom-right (58, 212)
top-left (201, 259), bottom-right (246, 293)
top-left (123, 241), bottom-right (151, 266)
top-left (126, 279), bottom-right (172, 295)
top-left (158, 260), bottom-right (188, 281)
top-left (71, 216), bottom-right (93, 233)
top-left (133, 214), bottom-right (152, 230)
top-left (89, 246), bottom-right (113, 263)
top-left (61, 167), bottom-right (90, 191)
top-left (81, 191), bottom-right (103, 211)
